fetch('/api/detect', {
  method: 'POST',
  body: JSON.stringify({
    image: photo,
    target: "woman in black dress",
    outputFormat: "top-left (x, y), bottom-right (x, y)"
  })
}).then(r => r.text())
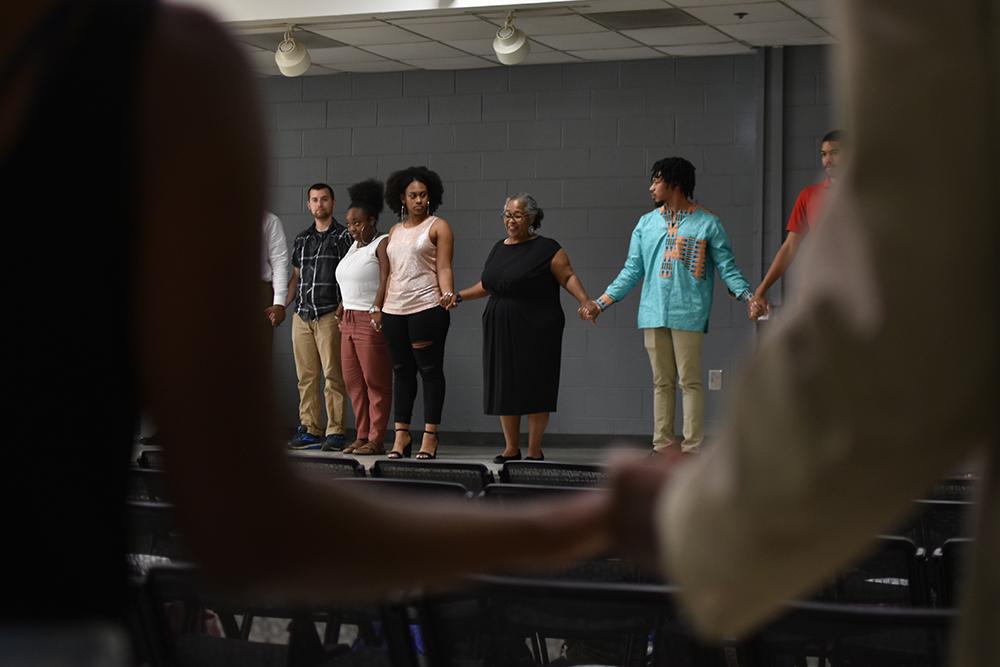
top-left (444, 194), bottom-right (594, 463)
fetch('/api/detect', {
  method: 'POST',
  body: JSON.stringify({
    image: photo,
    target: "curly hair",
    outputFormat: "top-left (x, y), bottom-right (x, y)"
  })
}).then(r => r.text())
top-left (346, 179), bottom-right (384, 223)
top-left (650, 157), bottom-right (696, 200)
top-left (384, 166), bottom-right (444, 217)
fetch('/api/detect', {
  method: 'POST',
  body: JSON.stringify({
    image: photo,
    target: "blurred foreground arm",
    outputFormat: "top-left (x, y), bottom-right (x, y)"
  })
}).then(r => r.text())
top-left (135, 6), bottom-right (610, 599)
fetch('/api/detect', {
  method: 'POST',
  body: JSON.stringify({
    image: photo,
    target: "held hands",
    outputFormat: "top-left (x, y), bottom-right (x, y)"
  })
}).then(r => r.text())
top-left (265, 304), bottom-right (286, 327)
top-left (370, 310), bottom-right (382, 332)
top-left (578, 300), bottom-right (601, 324)
top-left (440, 292), bottom-right (459, 310)
top-left (335, 304), bottom-right (345, 332)
top-left (748, 294), bottom-right (770, 320)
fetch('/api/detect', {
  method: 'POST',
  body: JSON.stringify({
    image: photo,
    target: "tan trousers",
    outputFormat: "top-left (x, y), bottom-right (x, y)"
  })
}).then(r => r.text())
top-left (292, 312), bottom-right (345, 436)
top-left (644, 328), bottom-right (704, 452)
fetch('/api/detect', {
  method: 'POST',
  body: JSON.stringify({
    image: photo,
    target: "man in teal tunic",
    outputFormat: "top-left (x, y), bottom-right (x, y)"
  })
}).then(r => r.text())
top-left (584, 157), bottom-right (753, 453)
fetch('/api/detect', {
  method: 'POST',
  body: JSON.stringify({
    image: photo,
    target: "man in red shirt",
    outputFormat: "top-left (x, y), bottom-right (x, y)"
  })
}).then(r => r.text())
top-left (750, 130), bottom-right (843, 318)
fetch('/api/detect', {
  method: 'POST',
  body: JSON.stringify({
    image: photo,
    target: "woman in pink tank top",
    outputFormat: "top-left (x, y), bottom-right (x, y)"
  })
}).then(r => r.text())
top-left (380, 167), bottom-right (455, 460)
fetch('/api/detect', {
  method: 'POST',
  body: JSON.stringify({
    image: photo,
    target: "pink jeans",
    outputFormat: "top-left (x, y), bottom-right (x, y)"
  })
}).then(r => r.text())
top-left (340, 310), bottom-right (392, 444)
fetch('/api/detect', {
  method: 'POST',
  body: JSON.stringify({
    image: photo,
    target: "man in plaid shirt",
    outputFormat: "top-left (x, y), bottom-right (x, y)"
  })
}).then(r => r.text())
top-left (286, 183), bottom-right (352, 450)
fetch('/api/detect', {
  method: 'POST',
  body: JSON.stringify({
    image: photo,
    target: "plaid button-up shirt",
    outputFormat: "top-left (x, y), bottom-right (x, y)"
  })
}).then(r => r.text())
top-left (291, 220), bottom-right (352, 321)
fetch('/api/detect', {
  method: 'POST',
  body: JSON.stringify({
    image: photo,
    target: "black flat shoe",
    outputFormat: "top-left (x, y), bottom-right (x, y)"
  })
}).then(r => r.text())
top-left (524, 454), bottom-right (544, 461)
top-left (493, 451), bottom-right (522, 464)
top-left (415, 431), bottom-right (439, 460)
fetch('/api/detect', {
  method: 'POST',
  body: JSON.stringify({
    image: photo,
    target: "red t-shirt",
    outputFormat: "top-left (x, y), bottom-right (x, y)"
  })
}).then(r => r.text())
top-left (786, 179), bottom-right (831, 235)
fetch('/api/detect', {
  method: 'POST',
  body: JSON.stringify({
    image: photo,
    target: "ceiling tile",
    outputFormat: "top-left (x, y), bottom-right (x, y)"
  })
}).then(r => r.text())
top-left (402, 56), bottom-right (499, 70)
top-left (302, 65), bottom-right (341, 76)
top-left (658, 42), bottom-right (755, 55)
top-left (670, 0), bottom-right (771, 5)
top-left (309, 24), bottom-right (428, 46)
top-left (722, 18), bottom-right (826, 41)
top-left (309, 46), bottom-right (386, 65)
top-left (392, 17), bottom-right (498, 40)
top-left (365, 42), bottom-right (466, 59)
top-left (622, 25), bottom-right (731, 45)
top-left (814, 17), bottom-right (841, 37)
top-left (683, 2), bottom-right (798, 24)
top-left (577, 0), bottom-right (672, 10)
top-left (510, 15), bottom-right (606, 35)
top-left (570, 46), bottom-right (665, 61)
top-left (534, 31), bottom-right (637, 51)
top-left (237, 30), bottom-right (345, 50)
top-left (486, 51), bottom-right (583, 65)
top-left (782, 0), bottom-right (837, 19)
top-left (440, 38), bottom-right (495, 55)
top-left (336, 60), bottom-right (415, 73)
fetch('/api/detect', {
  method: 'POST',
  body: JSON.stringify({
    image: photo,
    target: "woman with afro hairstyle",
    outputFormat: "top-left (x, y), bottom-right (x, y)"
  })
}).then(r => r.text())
top-left (334, 179), bottom-right (393, 455)
top-left (380, 166), bottom-right (455, 459)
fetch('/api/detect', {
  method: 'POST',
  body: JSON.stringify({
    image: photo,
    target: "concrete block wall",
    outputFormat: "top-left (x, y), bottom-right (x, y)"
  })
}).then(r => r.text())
top-left (259, 49), bottom-right (831, 437)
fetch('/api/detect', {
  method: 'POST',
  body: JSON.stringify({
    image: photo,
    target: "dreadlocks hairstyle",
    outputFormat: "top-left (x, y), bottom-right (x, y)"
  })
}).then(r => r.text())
top-left (347, 179), bottom-right (385, 224)
top-left (650, 157), bottom-right (697, 200)
top-left (384, 166), bottom-right (445, 218)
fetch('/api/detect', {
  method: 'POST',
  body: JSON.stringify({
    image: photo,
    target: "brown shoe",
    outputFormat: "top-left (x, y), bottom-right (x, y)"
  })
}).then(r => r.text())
top-left (342, 439), bottom-right (367, 455)
top-left (352, 441), bottom-right (385, 456)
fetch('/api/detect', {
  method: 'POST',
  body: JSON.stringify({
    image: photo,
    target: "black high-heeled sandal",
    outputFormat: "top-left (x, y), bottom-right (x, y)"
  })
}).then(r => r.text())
top-left (387, 429), bottom-right (412, 459)
top-left (415, 431), bottom-right (439, 460)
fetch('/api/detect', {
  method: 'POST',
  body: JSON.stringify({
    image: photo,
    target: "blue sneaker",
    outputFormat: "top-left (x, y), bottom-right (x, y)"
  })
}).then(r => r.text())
top-left (322, 433), bottom-right (346, 452)
top-left (288, 426), bottom-right (323, 450)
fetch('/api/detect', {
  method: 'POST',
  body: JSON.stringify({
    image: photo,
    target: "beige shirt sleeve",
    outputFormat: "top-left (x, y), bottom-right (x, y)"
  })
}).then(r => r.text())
top-left (654, 0), bottom-right (998, 644)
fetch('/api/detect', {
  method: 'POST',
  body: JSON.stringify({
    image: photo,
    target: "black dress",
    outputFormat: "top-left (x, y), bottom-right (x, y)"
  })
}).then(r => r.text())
top-left (481, 236), bottom-right (565, 415)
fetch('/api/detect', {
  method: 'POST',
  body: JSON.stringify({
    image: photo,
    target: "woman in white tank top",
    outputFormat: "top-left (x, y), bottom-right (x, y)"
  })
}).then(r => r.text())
top-left (334, 180), bottom-right (393, 455)
top-left (380, 167), bottom-right (455, 460)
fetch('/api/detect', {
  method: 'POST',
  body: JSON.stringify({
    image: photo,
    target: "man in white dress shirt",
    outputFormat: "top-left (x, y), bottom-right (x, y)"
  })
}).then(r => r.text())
top-left (262, 210), bottom-right (289, 327)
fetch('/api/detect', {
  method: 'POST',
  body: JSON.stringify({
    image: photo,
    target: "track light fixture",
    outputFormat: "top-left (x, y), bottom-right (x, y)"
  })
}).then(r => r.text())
top-left (493, 11), bottom-right (530, 66)
top-left (275, 25), bottom-right (311, 77)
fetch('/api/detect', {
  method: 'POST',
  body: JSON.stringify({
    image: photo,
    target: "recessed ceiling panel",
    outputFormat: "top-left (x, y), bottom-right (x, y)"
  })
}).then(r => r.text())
top-left (365, 42), bottom-right (466, 60)
top-left (392, 17), bottom-right (498, 40)
top-left (586, 9), bottom-right (703, 30)
top-left (309, 46), bottom-right (387, 65)
top-left (535, 31), bottom-right (637, 51)
top-left (510, 15), bottom-right (605, 35)
top-left (403, 56), bottom-right (498, 70)
top-left (723, 18), bottom-right (826, 41)
top-left (571, 46), bottom-right (664, 61)
top-left (623, 25), bottom-right (731, 45)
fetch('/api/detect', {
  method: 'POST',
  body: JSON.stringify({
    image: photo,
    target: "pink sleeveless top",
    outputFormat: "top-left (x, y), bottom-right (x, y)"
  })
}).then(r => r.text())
top-left (383, 216), bottom-right (441, 315)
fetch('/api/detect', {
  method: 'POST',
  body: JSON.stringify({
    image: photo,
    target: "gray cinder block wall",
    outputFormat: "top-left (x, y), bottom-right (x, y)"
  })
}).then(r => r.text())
top-left (261, 46), bottom-right (834, 437)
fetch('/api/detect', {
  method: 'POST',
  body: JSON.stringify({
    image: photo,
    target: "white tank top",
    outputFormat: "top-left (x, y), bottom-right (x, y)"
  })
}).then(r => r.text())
top-left (335, 234), bottom-right (388, 311)
top-left (383, 216), bottom-right (442, 315)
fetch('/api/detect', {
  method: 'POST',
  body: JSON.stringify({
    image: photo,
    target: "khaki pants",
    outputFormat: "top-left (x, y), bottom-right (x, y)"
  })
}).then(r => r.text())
top-left (643, 328), bottom-right (704, 452)
top-left (292, 312), bottom-right (345, 436)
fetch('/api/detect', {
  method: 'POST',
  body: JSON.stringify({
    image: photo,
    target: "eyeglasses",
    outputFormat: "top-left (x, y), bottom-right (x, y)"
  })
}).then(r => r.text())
top-left (502, 211), bottom-right (528, 223)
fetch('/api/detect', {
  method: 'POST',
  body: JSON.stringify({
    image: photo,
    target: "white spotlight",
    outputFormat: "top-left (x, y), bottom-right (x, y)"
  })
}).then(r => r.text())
top-left (493, 12), bottom-right (530, 66)
top-left (275, 26), bottom-right (311, 77)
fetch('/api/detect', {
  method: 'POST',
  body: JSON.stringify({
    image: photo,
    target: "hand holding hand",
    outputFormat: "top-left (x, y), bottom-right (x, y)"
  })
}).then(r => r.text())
top-left (370, 311), bottom-right (382, 332)
top-left (578, 300), bottom-right (601, 323)
top-left (440, 292), bottom-right (459, 310)
top-left (748, 295), bottom-right (770, 320)
top-left (265, 304), bottom-right (286, 327)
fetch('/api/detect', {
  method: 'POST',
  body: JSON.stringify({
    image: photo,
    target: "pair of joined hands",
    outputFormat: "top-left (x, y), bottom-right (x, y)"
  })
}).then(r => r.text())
top-left (264, 304), bottom-right (285, 327)
top-left (748, 295), bottom-right (770, 320)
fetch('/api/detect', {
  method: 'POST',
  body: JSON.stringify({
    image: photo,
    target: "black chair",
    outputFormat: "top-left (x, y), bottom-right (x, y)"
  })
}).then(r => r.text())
top-left (287, 453), bottom-right (366, 479)
top-left (372, 460), bottom-right (493, 494)
top-left (746, 599), bottom-right (955, 666)
top-left (499, 461), bottom-right (607, 488)
top-left (419, 576), bottom-right (685, 667)
top-left (337, 477), bottom-right (472, 499)
top-left (911, 499), bottom-right (972, 552)
top-left (927, 475), bottom-right (977, 501)
top-left (127, 500), bottom-right (188, 579)
top-left (128, 467), bottom-right (170, 502)
top-left (137, 448), bottom-right (167, 470)
top-left (481, 482), bottom-right (600, 503)
top-left (144, 565), bottom-right (416, 667)
top-left (931, 537), bottom-right (972, 608)
top-left (825, 535), bottom-right (928, 606)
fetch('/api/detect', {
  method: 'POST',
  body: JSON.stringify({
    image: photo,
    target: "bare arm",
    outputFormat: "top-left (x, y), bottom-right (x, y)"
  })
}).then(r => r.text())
top-left (285, 266), bottom-right (299, 308)
top-left (374, 236), bottom-right (389, 310)
top-left (550, 248), bottom-right (590, 306)
top-left (459, 281), bottom-right (488, 301)
top-left (430, 218), bottom-right (455, 298)
top-left (755, 231), bottom-right (802, 300)
top-left (136, 7), bottom-right (609, 598)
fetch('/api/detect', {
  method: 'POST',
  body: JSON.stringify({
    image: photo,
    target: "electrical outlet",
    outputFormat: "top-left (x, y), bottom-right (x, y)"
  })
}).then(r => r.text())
top-left (708, 369), bottom-right (723, 391)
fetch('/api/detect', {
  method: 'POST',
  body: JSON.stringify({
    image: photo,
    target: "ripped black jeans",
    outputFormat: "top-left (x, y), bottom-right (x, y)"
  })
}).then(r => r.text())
top-left (380, 306), bottom-right (450, 425)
